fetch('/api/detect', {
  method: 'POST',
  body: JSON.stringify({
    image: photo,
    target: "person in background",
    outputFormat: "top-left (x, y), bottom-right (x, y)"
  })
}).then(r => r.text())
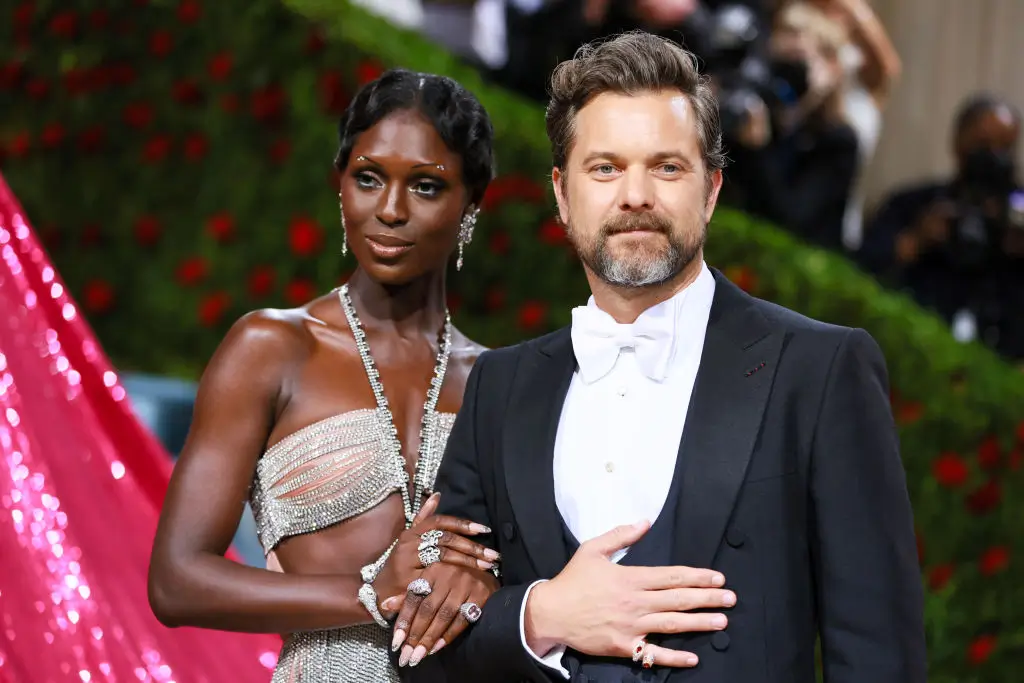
top-left (859, 94), bottom-right (1024, 362)
top-left (807, 0), bottom-right (902, 251)
top-left (726, 1), bottom-right (860, 249)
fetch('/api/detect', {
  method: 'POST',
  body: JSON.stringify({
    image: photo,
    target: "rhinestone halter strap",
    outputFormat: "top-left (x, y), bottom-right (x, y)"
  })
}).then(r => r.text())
top-left (338, 284), bottom-right (453, 527)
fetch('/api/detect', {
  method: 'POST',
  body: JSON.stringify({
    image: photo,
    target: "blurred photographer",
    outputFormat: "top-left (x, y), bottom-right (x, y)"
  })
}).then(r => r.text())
top-left (721, 1), bottom-right (860, 249)
top-left (859, 95), bottom-right (1024, 360)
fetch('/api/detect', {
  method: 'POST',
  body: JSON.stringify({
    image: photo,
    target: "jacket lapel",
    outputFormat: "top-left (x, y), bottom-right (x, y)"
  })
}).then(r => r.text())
top-left (503, 328), bottom-right (576, 579)
top-left (671, 271), bottom-right (783, 570)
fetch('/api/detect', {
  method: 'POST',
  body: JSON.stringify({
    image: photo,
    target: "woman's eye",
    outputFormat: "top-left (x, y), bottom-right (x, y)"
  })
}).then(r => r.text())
top-left (355, 172), bottom-right (381, 189)
top-left (412, 181), bottom-right (442, 197)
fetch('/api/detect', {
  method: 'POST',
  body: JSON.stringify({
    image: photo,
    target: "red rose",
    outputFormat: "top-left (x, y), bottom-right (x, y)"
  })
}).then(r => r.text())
top-left (967, 634), bottom-right (997, 665)
top-left (49, 10), bottom-right (77, 38)
top-left (77, 125), bottom-right (105, 153)
top-left (977, 436), bottom-right (1001, 470)
top-left (932, 452), bottom-right (968, 488)
top-left (133, 215), bottom-right (161, 246)
top-left (82, 280), bottom-right (114, 313)
top-left (9, 131), bottom-right (30, 157)
top-left (206, 213), bottom-right (234, 242)
top-left (150, 30), bottom-right (172, 57)
top-left (109, 62), bottom-right (136, 86)
top-left (926, 564), bottom-right (954, 591)
top-left (289, 216), bottom-right (323, 256)
top-left (356, 60), bottom-right (384, 85)
top-left (247, 267), bottom-right (276, 299)
top-left (285, 279), bottom-right (317, 306)
top-left (183, 133), bottom-right (208, 161)
top-left (251, 84), bottom-right (285, 123)
top-left (198, 291), bottom-right (230, 327)
top-left (143, 135), bottom-right (172, 163)
top-left (1016, 420), bottom-right (1024, 444)
top-left (89, 9), bottom-right (110, 30)
top-left (81, 223), bottom-right (102, 247)
top-left (207, 52), bottom-right (232, 81)
top-left (305, 30), bottom-right (327, 55)
top-left (269, 138), bottom-right (291, 164)
top-left (965, 479), bottom-right (1001, 515)
top-left (489, 231), bottom-right (510, 255)
top-left (319, 70), bottom-right (349, 114)
top-left (518, 301), bottom-right (547, 330)
top-left (979, 545), bottom-right (1009, 576)
top-left (177, 0), bottom-right (201, 23)
top-left (894, 400), bottom-right (923, 425)
top-left (485, 288), bottom-right (506, 312)
top-left (13, 3), bottom-right (34, 30)
top-left (724, 265), bottom-right (757, 293)
top-left (26, 78), bottom-right (48, 99)
top-left (40, 123), bottom-right (64, 148)
top-left (172, 79), bottom-right (202, 105)
top-left (539, 218), bottom-right (567, 246)
top-left (123, 101), bottom-right (154, 128)
top-left (175, 257), bottom-right (208, 286)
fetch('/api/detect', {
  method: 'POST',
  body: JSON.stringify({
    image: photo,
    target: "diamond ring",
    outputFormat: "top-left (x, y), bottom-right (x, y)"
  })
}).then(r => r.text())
top-left (418, 529), bottom-right (443, 551)
top-left (459, 602), bottom-right (482, 623)
top-left (632, 638), bottom-right (647, 663)
top-left (418, 545), bottom-right (441, 567)
top-left (407, 578), bottom-right (432, 596)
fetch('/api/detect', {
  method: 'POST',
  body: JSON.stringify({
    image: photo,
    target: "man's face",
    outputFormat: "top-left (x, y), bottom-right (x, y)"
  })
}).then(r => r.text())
top-left (552, 90), bottom-right (722, 289)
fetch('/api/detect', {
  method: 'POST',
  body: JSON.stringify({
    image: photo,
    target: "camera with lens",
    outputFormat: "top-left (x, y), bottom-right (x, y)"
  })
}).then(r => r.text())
top-left (685, 3), bottom-right (812, 143)
top-left (947, 148), bottom-right (1022, 270)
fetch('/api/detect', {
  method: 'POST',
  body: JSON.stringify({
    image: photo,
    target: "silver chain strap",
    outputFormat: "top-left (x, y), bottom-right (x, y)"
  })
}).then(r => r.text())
top-left (338, 284), bottom-right (452, 527)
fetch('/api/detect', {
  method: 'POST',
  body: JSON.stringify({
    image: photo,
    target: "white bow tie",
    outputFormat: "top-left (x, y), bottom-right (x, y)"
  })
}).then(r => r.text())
top-left (570, 305), bottom-right (676, 383)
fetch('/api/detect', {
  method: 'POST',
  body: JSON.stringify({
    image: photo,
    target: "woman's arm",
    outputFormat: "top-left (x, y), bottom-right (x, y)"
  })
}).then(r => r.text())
top-left (147, 310), bottom-right (372, 633)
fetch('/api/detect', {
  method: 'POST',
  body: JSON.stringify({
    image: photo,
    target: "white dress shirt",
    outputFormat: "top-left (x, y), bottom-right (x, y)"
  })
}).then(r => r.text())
top-left (519, 262), bottom-right (716, 677)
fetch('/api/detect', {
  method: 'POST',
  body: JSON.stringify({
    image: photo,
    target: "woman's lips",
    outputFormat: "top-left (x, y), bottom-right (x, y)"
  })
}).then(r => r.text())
top-left (365, 234), bottom-right (413, 259)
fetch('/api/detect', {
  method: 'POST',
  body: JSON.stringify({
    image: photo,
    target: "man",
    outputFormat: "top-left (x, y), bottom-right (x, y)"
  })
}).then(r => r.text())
top-left (859, 94), bottom-right (1024, 361)
top-left (400, 31), bottom-right (926, 682)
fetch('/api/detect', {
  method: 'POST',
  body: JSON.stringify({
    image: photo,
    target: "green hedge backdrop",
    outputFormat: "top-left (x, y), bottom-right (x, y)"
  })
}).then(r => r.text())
top-left (2, 0), bottom-right (1023, 679)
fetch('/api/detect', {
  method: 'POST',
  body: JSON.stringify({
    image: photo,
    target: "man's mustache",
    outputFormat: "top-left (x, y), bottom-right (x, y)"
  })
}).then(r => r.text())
top-left (601, 213), bottom-right (673, 236)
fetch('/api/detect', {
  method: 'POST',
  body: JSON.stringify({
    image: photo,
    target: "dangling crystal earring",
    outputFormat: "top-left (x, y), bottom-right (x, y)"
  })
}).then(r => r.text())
top-left (339, 192), bottom-right (347, 257)
top-left (456, 206), bottom-right (479, 271)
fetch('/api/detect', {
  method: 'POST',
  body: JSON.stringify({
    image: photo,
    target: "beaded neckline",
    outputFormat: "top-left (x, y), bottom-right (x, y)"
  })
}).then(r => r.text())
top-left (337, 284), bottom-right (453, 527)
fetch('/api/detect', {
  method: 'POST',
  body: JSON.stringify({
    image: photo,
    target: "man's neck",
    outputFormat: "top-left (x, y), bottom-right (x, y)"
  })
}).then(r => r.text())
top-left (587, 256), bottom-right (704, 324)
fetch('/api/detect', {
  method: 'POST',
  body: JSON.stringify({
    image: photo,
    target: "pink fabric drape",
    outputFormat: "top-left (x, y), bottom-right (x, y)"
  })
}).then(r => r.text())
top-left (0, 173), bottom-right (280, 682)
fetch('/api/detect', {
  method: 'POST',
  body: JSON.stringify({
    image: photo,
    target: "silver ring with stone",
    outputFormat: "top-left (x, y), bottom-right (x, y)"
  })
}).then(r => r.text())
top-left (632, 638), bottom-right (647, 663)
top-left (407, 578), bottom-right (432, 596)
top-left (459, 602), bottom-right (482, 624)
top-left (418, 529), bottom-right (443, 551)
top-left (418, 545), bottom-right (441, 567)
top-left (642, 649), bottom-right (655, 669)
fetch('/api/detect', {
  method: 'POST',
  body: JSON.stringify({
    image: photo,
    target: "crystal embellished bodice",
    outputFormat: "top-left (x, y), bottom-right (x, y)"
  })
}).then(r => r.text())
top-left (249, 407), bottom-right (457, 554)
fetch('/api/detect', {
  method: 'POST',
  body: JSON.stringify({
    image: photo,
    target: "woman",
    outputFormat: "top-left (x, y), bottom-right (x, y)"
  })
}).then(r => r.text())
top-left (148, 68), bottom-right (500, 681)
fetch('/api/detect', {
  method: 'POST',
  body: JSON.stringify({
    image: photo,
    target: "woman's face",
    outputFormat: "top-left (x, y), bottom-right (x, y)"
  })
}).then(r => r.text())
top-left (340, 109), bottom-right (471, 286)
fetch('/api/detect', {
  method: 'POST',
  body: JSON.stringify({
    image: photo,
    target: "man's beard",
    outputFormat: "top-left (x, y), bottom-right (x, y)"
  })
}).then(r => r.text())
top-left (566, 210), bottom-right (706, 288)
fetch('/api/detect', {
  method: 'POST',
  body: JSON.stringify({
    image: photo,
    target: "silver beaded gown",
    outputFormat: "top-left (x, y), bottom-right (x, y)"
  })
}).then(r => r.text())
top-left (249, 407), bottom-right (457, 682)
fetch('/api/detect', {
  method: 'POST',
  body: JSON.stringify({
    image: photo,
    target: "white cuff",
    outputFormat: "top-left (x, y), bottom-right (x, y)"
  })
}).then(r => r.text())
top-left (519, 579), bottom-right (569, 679)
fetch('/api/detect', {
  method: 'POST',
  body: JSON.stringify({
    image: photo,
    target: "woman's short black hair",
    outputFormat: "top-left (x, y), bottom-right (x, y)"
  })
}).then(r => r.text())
top-left (335, 68), bottom-right (495, 205)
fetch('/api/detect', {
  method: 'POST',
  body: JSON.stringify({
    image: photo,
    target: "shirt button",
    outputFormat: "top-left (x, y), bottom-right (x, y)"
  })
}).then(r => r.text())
top-left (605, 461), bottom-right (615, 473)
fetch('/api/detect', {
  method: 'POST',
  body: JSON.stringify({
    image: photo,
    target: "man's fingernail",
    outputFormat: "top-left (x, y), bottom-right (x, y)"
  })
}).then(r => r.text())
top-left (392, 630), bottom-right (406, 652)
top-left (429, 639), bottom-right (446, 655)
top-left (711, 573), bottom-right (725, 587)
top-left (722, 591), bottom-right (736, 607)
top-left (686, 654), bottom-right (698, 666)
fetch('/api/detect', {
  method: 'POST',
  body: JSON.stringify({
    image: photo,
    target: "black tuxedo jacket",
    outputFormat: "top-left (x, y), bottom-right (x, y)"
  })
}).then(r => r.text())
top-left (402, 270), bottom-right (927, 683)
